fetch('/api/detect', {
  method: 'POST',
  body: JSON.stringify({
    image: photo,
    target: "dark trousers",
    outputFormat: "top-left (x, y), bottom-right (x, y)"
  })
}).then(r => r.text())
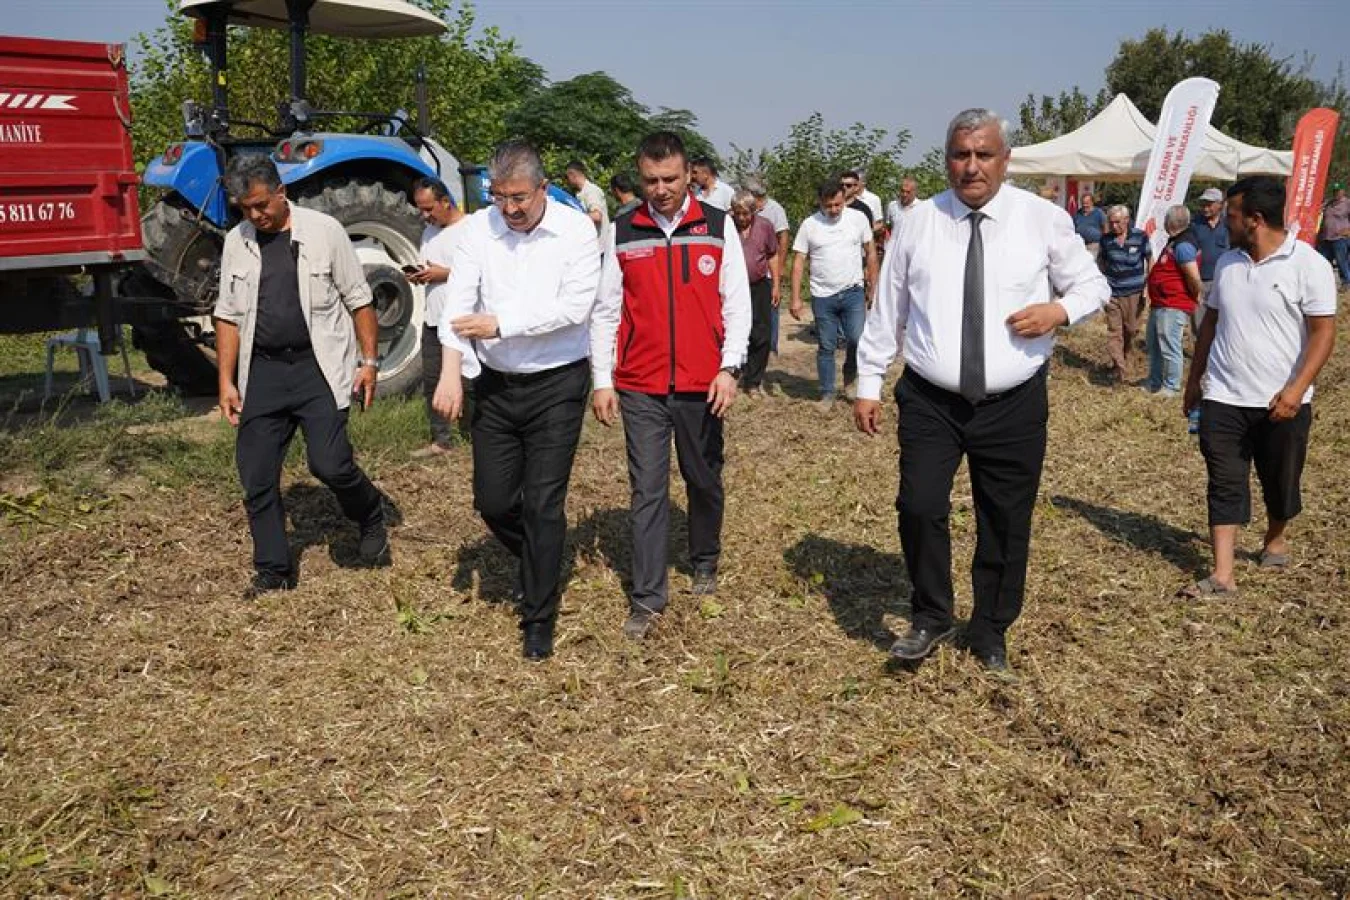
top-left (471, 359), bottom-right (589, 627)
top-left (236, 353), bottom-right (382, 578)
top-left (743, 277), bottom-right (774, 389)
top-left (420, 324), bottom-right (454, 447)
top-left (619, 390), bottom-right (725, 613)
top-left (1198, 399), bottom-right (1311, 527)
top-left (896, 366), bottom-right (1049, 654)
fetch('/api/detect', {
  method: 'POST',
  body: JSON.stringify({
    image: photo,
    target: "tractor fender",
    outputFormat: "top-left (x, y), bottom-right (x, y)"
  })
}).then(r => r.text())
top-left (276, 136), bottom-right (435, 189)
top-left (142, 142), bottom-right (231, 228)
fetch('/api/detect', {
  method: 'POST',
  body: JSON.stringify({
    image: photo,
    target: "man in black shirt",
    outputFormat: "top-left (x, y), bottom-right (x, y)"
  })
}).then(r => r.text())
top-left (213, 155), bottom-right (389, 599)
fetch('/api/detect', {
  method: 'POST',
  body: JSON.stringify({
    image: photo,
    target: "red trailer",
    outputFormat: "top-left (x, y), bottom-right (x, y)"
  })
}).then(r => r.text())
top-left (0, 35), bottom-right (144, 337)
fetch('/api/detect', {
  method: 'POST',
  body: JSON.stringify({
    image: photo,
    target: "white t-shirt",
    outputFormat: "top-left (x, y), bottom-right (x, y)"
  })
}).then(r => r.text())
top-left (1204, 235), bottom-right (1337, 407)
top-left (886, 198), bottom-right (919, 231)
top-left (697, 179), bottom-right (735, 211)
top-left (421, 218), bottom-right (469, 326)
top-left (577, 179), bottom-right (610, 245)
top-left (759, 197), bottom-right (789, 235)
top-left (859, 189), bottom-right (884, 225)
top-left (792, 207), bottom-right (873, 297)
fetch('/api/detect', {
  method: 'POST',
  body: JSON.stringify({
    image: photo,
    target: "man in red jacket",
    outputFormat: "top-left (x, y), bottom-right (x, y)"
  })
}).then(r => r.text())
top-left (590, 131), bottom-right (752, 640)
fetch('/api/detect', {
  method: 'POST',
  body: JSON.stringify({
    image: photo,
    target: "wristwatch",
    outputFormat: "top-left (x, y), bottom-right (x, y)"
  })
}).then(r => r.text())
top-left (720, 365), bottom-right (742, 379)
top-left (358, 357), bottom-right (381, 371)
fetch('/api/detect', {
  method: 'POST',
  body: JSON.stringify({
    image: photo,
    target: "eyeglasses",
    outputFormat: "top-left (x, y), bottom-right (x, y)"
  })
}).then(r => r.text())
top-left (489, 185), bottom-right (541, 208)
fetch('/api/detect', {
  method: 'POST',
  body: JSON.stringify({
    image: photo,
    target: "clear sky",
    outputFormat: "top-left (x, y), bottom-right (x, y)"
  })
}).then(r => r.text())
top-left (7, 0), bottom-right (1348, 162)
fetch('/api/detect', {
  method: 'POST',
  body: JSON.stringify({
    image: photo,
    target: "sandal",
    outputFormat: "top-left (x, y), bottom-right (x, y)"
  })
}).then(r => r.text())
top-left (1177, 576), bottom-right (1239, 599)
top-left (1257, 549), bottom-right (1290, 569)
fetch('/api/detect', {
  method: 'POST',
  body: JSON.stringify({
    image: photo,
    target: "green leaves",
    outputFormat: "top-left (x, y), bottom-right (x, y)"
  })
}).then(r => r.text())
top-left (802, 803), bottom-right (864, 833)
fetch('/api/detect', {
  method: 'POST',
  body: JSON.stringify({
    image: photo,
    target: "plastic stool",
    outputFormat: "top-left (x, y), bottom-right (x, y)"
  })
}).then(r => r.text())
top-left (43, 327), bottom-right (137, 404)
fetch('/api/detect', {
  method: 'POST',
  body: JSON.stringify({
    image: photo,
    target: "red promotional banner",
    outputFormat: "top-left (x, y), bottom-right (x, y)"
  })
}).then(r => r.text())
top-left (1284, 107), bottom-right (1340, 245)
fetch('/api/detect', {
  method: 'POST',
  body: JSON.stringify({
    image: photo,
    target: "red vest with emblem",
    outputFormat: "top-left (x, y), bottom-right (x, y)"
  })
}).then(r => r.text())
top-left (612, 199), bottom-right (727, 394)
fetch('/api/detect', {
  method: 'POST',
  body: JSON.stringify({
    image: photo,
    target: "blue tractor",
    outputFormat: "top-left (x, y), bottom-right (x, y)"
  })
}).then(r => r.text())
top-left (130, 0), bottom-right (580, 396)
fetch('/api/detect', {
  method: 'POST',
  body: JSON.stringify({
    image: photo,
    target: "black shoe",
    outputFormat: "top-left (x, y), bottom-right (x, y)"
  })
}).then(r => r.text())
top-left (522, 620), bottom-right (555, 660)
top-left (242, 571), bottom-right (296, 600)
top-left (358, 512), bottom-right (391, 567)
top-left (690, 565), bottom-right (718, 596)
top-left (974, 648), bottom-right (1017, 681)
top-left (622, 608), bottom-right (660, 641)
top-left (888, 625), bottom-right (955, 661)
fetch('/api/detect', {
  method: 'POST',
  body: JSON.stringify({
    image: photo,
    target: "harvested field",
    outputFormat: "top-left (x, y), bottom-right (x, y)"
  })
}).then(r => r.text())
top-left (2, 306), bottom-right (1348, 898)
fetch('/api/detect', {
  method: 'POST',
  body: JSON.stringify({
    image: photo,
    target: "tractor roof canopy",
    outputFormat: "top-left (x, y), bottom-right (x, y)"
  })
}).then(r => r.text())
top-left (179, 0), bottom-right (447, 38)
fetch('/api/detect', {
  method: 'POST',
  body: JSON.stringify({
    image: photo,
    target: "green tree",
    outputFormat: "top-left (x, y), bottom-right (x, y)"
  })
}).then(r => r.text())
top-left (504, 72), bottom-right (648, 172)
top-left (1013, 87), bottom-right (1109, 145)
top-left (727, 112), bottom-right (911, 228)
top-left (129, 0), bottom-right (543, 169)
top-left (1105, 28), bottom-right (1350, 179)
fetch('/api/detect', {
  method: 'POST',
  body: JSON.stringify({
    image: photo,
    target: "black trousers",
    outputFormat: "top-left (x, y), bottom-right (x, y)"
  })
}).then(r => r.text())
top-left (420, 324), bottom-right (455, 447)
top-left (895, 366), bottom-right (1048, 654)
top-left (618, 390), bottom-right (725, 613)
top-left (236, 353), bottom-right (382, 578)
top-left (1198, 399), bottom-right (1312, 527)
top-left (742, 277), bottom-right (774, 389)
top-left (471, 359), bottom-right (589, 627)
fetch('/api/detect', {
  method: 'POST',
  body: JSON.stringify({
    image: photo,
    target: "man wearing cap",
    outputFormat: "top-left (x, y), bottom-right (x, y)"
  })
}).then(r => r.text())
top-left (1320, 182), bottom-right (1350, 286)
top-left (1192, 187), bottom-right (1230, 329)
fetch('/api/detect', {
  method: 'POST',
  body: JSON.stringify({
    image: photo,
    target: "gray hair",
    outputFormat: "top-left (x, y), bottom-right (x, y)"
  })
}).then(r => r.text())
top-left (741, 174), bottom-right (767, 198)
top-left (488, 138), bottom-right (546, 186)
top-left (224, 153), bottom-right (282, 199)
top-left (945, 108), bottom-right (1010, 149)
top-left (1164, 204), bottom-right (1192, 234)
top-left (1106, 204), bottom-right (1131, 221)
top-left (730, 189), bottom-right (757, 212)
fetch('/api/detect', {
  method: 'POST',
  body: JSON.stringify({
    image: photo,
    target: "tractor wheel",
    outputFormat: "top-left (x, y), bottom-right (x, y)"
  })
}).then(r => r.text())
top-left (128, 196), bottom-right (222, 396)
top-left (296, 180), bottom-right (427, 397)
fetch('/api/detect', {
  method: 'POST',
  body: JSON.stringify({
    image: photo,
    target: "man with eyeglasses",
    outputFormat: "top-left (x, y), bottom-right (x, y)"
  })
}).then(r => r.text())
top-left (432, 139), bottom-right (602, 660)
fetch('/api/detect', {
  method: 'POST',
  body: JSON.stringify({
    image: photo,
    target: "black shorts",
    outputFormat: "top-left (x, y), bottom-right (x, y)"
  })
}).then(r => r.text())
top-left (1198, 399), bottom-right (1312, 527)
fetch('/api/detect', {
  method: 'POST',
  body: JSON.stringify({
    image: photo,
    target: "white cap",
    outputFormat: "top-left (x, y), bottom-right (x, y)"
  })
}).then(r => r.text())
top-left (1199, 187), bottom-right (1225, 203)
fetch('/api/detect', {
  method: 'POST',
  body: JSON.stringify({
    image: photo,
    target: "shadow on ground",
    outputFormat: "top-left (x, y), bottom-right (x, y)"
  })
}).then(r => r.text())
top-left (1049, 494), bottom-right (1209, 576)
top-left (283, 483), bottom-right (405, 573)
top-left (784, 534), bottom-right (910, 651)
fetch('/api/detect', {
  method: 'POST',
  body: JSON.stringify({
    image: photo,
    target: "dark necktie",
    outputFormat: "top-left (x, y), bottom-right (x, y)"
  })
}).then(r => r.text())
top-left (960, 211), bottom-right (987, 404)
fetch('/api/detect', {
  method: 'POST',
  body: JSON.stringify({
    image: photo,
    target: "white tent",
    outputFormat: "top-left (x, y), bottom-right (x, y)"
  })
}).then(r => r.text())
top-left (179, 0), bottom-right (447, 38)
top-left (1008, 93), bottom-right (1292, 181)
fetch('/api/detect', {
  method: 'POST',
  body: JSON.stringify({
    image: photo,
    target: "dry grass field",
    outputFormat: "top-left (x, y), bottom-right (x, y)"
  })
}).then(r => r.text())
top-left (2, 304), bottom-right (1348, 898)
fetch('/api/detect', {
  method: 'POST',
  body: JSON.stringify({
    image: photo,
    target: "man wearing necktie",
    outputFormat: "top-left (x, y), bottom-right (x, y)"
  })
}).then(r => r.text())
top-left (854, 109), bottom-right (1109, 677)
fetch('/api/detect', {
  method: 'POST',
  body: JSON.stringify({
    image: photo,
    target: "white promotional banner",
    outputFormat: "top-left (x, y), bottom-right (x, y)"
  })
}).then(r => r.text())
top-left (1137, 77), bottom-right (1220, 258)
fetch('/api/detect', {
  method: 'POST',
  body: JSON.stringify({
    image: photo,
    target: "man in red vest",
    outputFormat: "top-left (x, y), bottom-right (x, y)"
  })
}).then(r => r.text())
top-left (590, 131), bottom-right (752, 640)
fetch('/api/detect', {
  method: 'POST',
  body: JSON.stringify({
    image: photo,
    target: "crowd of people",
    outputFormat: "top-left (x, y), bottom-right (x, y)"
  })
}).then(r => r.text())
top-left (210, 108), bottom-right (1340, 675)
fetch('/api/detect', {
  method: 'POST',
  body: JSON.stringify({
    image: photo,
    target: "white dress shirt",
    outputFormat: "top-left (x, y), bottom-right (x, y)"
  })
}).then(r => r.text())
top-left (591, 195), bottom-right (752, 391)
top-left (1204, 235), bottom-right (1337, 407)
top-left (886, 198), bottom-right (919, 233)
top-left (420, 218), bottom-right (468, 328)
top-left (439, 199), bottom-right (601, 379)
top-left (857, 185), bottom-right (1108, 401)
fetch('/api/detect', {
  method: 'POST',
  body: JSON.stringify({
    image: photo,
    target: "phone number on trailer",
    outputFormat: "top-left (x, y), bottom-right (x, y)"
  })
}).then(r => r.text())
top-left (0, 201), bottom-right (77, 225)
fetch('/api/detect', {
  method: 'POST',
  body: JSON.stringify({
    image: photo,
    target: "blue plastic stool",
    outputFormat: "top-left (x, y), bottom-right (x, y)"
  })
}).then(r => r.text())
top-left (43, 327), bottom-right (136, 404)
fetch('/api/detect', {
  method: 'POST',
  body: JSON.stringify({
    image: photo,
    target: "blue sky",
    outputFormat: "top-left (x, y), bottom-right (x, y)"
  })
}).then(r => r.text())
top-left (8, 0), bottom-right (1348, 162)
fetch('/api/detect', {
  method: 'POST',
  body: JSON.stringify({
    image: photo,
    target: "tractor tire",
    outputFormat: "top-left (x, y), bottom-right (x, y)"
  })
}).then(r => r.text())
top-left (129, 196), bottom-right (222, 396)
top-left (295, 180), bottom-right (427, 397)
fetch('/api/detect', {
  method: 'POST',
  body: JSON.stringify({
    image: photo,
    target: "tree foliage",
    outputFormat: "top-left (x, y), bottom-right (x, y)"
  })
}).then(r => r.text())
top-left (129, 0), bottom-right (544, 169)
top-left (1014, 87), bottom-right (1109, 145)
top-left (1105, 28), bottom-right (1349, 179)
top-left (727, 113), bottom-right (912, 228)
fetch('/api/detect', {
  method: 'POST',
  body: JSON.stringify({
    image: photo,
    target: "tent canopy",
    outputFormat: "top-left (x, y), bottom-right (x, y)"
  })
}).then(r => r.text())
top-left (179, 0), bottom-right (448, 38)
top-left (1008, 93), bottom-right (1292, 181)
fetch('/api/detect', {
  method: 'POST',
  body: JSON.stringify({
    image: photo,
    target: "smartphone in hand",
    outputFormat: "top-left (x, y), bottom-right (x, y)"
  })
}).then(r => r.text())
top-left (401, 263), bottom-right (424, 276)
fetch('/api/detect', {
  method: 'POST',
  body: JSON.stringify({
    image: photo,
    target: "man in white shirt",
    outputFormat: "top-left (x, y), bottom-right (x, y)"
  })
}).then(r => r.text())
top-left (565, 159), bottom-right (610, 243)
top-left (690, 156), bottom-right (735, 211)
top-left (857, 171), bottom-right (885, 236)
top-left (590, 131), bottom-right (751, 641)
top-left (790, 176), bottom-right (878, 409)
top-left (1181, 176), bottom-right (1337, 599)
top-left (408, 177), bottom-right (467, 458)
top-left (885, 177), bottom-right (921, 241)
top-left (854, 108), bottom-right (1109, 676)
top-left (742, 174), bottom-right (790, 355)
top-left (433, 140), bottom-right (602, 660)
